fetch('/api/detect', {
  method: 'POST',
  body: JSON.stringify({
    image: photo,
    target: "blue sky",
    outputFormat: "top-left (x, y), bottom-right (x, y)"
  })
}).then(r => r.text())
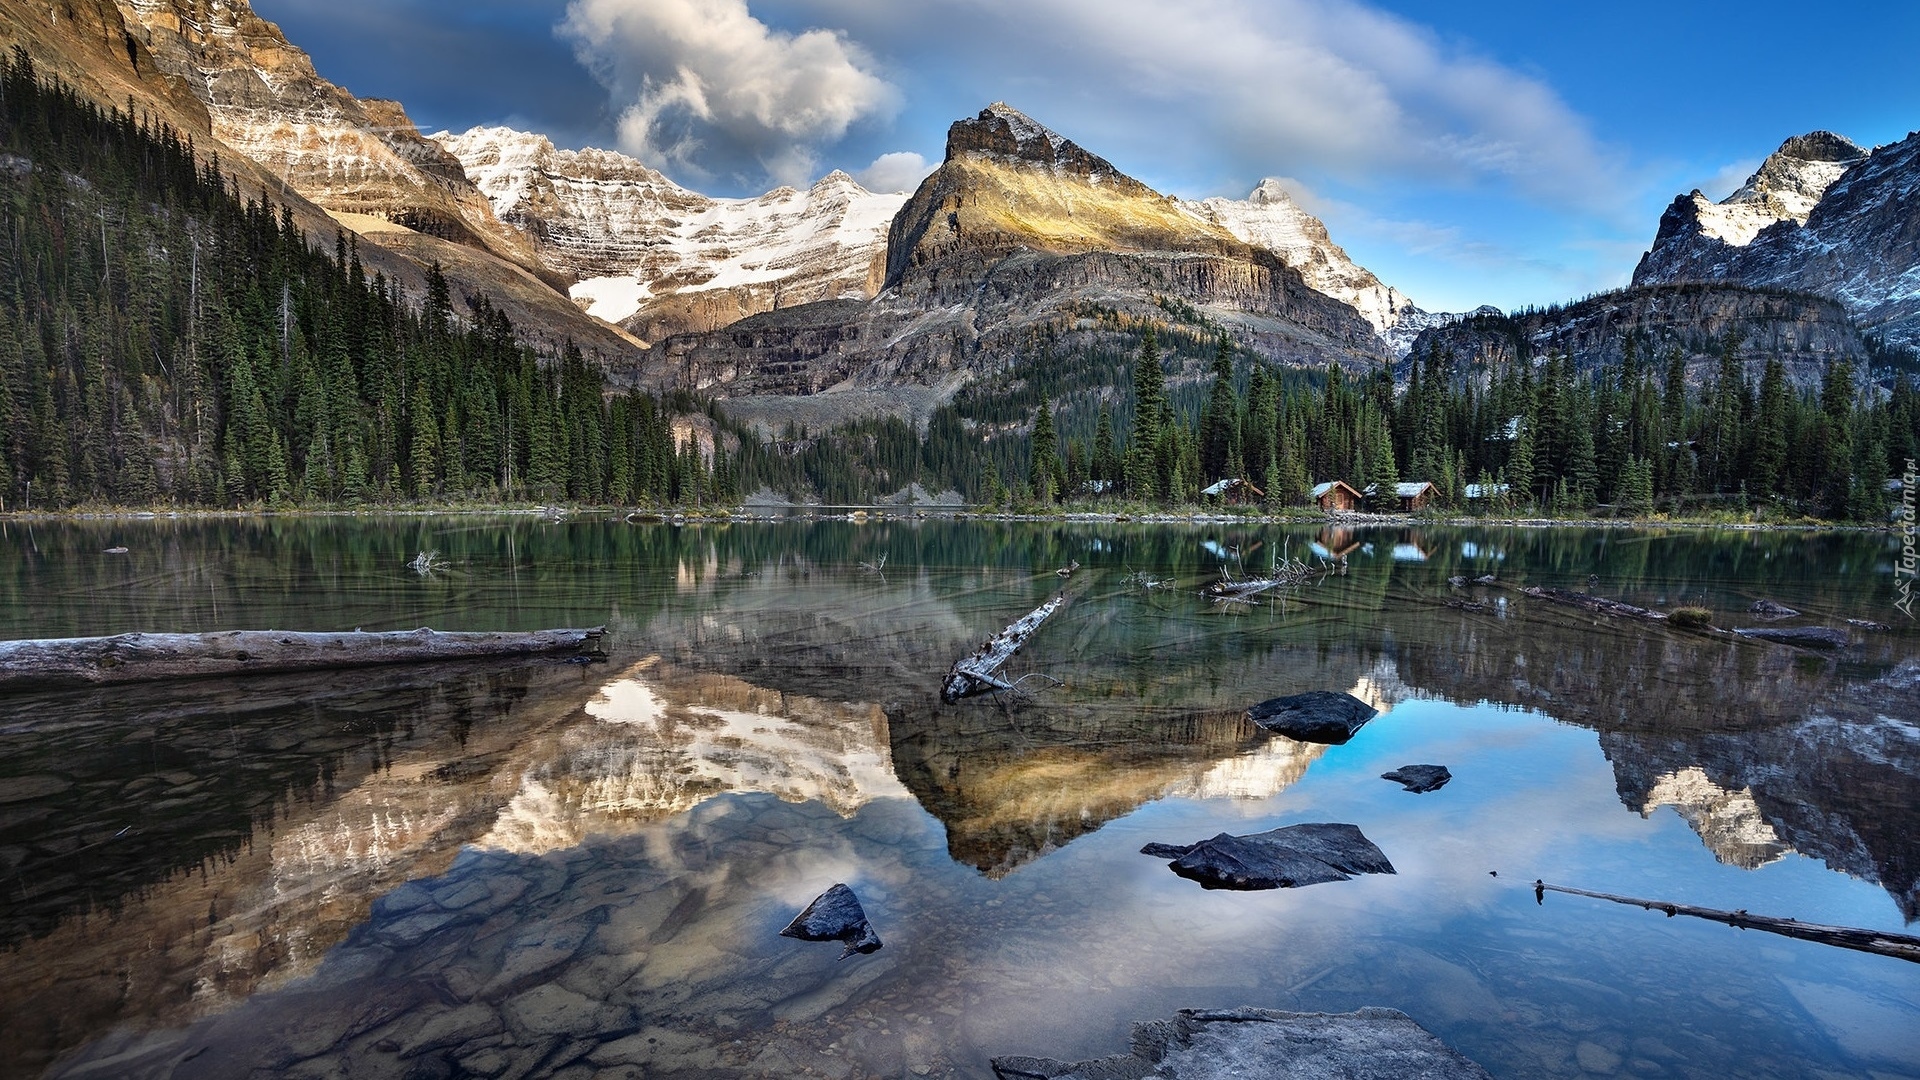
top-left (253, 0), bottom-right (1919, 314)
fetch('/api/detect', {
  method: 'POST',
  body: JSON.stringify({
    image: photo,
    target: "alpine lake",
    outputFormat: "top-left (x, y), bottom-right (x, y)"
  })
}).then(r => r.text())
top-left (1, 515), bottom-right (1917, 1080)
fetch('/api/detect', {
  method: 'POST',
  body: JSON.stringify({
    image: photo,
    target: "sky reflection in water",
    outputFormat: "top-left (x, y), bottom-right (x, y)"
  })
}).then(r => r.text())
top-left (0, 517), bottom-right (1917, 1078)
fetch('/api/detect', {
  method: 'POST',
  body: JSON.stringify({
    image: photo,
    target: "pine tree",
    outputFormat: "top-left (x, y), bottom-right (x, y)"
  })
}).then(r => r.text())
top-left (1029, 392), bottom-right (1060, 504)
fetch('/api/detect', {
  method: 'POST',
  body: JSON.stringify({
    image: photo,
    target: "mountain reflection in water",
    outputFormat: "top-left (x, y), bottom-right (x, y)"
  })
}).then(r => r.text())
top-left (0, 518), bottom-right (1915, 1079)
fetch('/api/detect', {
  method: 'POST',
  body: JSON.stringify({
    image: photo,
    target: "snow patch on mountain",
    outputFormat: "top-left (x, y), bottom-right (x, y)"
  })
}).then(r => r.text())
top-left (436, 127), bottom-right (906, 326)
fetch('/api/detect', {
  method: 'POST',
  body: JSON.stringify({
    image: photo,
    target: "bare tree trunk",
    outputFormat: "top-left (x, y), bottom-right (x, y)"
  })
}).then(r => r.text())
top-left (1535, 881), bottom-right (1920, 964)
top-left (942, 596), bottom-right (1065, 704)
top-left (0, 627), bottom-right (606, 691)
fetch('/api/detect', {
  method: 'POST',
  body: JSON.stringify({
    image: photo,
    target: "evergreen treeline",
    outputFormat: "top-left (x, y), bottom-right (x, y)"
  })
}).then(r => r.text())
top-left (0, 51), bottom-right (731, 510)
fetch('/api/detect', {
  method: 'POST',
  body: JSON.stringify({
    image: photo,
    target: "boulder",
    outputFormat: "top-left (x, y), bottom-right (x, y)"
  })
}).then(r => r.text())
top-left (1733, 626), bottom-right (1850, 649)
top-left (991, 1006), bottom-right (1494, 1079)
top-left (1244, 692), bottom-right (1377, 745)
top-left (779, 883), bottom-right (882, 959)
top-left (1141, 823), bottom-right (1394, 890)
top-left (1381, 765), bottom-right (1452, 793)
top-left (1749, 599), bottom-right (1800, 620)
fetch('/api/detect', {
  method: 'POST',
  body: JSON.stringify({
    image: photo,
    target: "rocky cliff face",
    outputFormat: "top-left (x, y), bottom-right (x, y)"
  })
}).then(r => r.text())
top-left (659, 104), bottom-right (1386, 426)
top-left (434, 127), bottom-right (904, 344)
top-left (1634, 130), bottom-right (1920, 349)
top-left (111, 0), bottom-right (563, 291)
top-left (1407, 284), bottom-right (1867, 392)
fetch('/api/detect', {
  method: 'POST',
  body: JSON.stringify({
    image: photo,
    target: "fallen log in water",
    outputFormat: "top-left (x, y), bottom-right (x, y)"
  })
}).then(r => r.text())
top-left (1535, 881), bottom-right (1920, 964)
top-left (1519, 586), bottom-right (1668, 621)
top-left (0, 626), bottom-right (607, 692)
top-left (942, 595), bottom-right (1066, 704)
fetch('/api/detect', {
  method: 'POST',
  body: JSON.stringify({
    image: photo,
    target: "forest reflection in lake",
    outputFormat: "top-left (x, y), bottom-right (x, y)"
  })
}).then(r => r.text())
top-left (0, 516), bottom-right (1916, 1078)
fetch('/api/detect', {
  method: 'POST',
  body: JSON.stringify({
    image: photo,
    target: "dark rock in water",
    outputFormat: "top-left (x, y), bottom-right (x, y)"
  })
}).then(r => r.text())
top-left (1474, 574), bottom-right (1498, 585)
top-left (1244, 691), bottom-right (1377, 745)
top-left (1446, 575), bottom-right (1467, 588)
top-left (1749, 599), bottom-right (1800, 620)
top-left (1382, 764), bottom-right (1452, 793)
top-left (991, 1006), bottom-right (1494, 1079)
top-left (1733, 626), bottom-right (1850, 649)
top-left (1848, 618), bottom-right (1892, 631)
top-left (1141, 823), bottom-right (1394, 890)
top-left (779, 883), bottom-right (882, 959)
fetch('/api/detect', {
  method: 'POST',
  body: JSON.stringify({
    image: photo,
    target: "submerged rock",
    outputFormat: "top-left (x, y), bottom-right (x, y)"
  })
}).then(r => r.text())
top-left (779, 883), bottom-right (882, 959)
top-left (1141, 823), bottom-right (1394, 890)
top-left (1382, 764), bottom-right (1452, 793)
top-left (1244, 691), bottom-right (1377, 745)
top-left (1733, 626), bottom-right (1850, 649)
top-left (991, 1006), bottom-right (1494, 1079)
top-left (1750, 599), bottom-right (1800, 620)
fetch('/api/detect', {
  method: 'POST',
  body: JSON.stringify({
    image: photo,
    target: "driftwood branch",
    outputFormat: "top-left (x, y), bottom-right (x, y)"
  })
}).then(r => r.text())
top-left (942, 595), bottom-right (1066, 704)
top-left (0, 627), bottom-right (607, 692)
top-left (1535, 881), bottom-right (1920, 964)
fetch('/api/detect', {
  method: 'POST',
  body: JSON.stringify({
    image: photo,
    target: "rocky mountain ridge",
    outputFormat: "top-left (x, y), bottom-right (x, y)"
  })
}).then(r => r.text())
top-left (433, 126), bottom-right (905, 345)
top-left (1406, 283), bottom-right (1867, 391)
top-left (1635, 129), bottom-right (1920, 349)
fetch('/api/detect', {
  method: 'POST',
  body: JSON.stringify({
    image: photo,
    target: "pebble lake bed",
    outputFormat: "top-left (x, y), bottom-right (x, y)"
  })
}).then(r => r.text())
top-left (1, 515), bottom-right (1917, 1078)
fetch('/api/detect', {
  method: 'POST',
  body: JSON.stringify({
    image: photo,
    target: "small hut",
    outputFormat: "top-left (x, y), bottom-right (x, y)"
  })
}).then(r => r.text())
top-left (1311, 480), bottom-right (1364, 512)
top-left (1201, 478), bottom-right (1265, 505)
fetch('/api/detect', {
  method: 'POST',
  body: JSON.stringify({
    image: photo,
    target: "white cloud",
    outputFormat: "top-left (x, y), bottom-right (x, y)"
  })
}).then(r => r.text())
top-left (560, 0), bottom-right (898, 188)
top-left (855, 150), bottom-right (933, 194)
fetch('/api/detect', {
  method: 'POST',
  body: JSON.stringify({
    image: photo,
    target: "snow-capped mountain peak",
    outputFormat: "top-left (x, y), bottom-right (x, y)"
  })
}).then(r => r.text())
top-left (1688, 130), bottom-right (1867, 247)
top-left (1182, 178), bottom-right (1425, 346)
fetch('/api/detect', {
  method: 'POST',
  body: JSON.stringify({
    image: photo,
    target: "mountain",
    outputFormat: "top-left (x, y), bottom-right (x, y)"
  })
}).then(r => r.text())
top-left (112, 0), bottom-right (558, 289)
top-left (0, 0), bottom-right (642, 363)
top-left (659, 104), bottom-right (1387, 430)
top-left (434, 126), bottom-right (905, 345)
top-left (1180, 179), bottom-right (1427, 346)
top-left (1634, 130), bottom-right (1920, 350)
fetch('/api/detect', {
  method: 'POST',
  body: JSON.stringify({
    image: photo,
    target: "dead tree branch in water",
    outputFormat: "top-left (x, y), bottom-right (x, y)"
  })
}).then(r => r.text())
top-left (1535, 881), bottom-right (1920, 964)
top-left (942, 595), bottom-right (1067, 704)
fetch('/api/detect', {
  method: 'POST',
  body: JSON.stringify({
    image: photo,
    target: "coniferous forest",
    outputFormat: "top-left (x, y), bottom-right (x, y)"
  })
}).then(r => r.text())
top-left (4, 47), bottom-right (1917, 520)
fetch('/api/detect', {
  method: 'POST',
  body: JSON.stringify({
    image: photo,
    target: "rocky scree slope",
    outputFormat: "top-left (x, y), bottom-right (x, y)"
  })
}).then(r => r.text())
top-left (1635, 130), bottom-right (1920, 350)
top-left (434, 126), bottom-right (906, 346)
top-left (656, 104), bottom-right (1388, 429)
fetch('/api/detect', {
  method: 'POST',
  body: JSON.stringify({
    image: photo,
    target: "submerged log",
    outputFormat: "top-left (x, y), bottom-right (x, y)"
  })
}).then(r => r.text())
top-left (1520, 586), bottom-right (1667, 621)
top-left (0, 626), bottom-right (607, 691)
top-left (1535, 881), bottom-right (1920, 964)
top-left (942, 595), bottom-right (1066, 704)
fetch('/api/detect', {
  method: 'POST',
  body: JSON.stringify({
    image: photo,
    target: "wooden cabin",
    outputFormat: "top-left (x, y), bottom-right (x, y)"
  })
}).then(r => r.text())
top-left (1392, 482), bottom-right (1437, 511)
top-left (1311, 480), bottom-right (1364, 512)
